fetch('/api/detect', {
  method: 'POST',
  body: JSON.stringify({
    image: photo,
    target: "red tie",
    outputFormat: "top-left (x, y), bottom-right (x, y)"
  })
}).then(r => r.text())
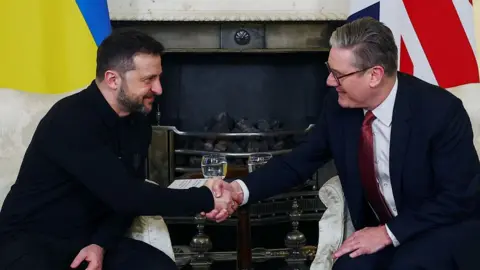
top-left (358, 111), bottom-right (393, 224)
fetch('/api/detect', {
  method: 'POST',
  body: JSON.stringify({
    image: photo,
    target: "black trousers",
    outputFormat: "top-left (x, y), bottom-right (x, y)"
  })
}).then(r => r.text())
top-left (332, 220), bottom-right (480, 270)
top-left (0, 233), bottom-right (177, 270)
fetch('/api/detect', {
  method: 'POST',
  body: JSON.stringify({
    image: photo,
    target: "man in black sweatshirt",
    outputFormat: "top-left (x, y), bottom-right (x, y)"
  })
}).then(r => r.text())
top-left (0, 29), bottom-right (236, 270)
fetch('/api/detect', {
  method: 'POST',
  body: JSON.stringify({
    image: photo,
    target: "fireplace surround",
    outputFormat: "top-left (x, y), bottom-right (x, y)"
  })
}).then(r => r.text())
top-left (108, 20), bottom-right (344, 184)
top-left (108, 1), bottom-right (349, 146)
top-left (108, 0), bottom-right (348, 268)
top-left (108, 18), bottom-right (344, 187)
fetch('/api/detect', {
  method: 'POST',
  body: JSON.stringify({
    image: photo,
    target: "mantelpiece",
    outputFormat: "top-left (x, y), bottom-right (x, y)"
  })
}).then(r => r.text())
top-left (107, 0), bottom-right (349, 21)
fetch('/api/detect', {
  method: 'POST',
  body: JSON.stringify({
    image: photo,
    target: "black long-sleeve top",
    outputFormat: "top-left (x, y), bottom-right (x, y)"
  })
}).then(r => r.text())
top-left (0, 81), bottom-right (213, 249)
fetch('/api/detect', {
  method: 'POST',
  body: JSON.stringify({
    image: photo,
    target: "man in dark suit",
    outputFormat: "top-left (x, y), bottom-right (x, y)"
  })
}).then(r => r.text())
top-left (206, 17), bottom-right (480, 269)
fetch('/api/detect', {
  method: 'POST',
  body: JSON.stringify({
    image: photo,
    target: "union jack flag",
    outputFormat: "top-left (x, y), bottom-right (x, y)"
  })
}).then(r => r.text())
top-left (348, 0), bottom-right (479, 89)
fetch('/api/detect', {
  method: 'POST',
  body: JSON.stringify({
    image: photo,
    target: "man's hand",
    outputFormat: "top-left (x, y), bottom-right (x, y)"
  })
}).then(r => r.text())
top-left (333, 225), bottom-right (392, 259)
top-left (203, 178), bottom-right (244, 222)
top-left (212, 187), bottom-right (237, 221)
top-left (70, 244), bottom-right (104, 270)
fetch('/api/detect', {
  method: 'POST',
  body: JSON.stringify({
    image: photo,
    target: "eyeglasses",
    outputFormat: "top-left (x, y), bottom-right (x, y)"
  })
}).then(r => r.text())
top-left (325, 62), bottom-right (373, 86)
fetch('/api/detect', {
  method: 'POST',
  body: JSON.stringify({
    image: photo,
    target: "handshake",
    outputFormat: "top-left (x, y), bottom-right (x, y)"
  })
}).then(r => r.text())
top-left (202, 178), bottom-right (245, 222)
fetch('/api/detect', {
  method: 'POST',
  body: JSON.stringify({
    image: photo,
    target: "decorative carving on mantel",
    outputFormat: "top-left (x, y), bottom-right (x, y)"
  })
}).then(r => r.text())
top-left (107, 0), bottom-right (349, 21)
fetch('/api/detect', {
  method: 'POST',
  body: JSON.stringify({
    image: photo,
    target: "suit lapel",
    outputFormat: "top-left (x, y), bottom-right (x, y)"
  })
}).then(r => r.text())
top-left (389, 74), bottom-right (412, 209)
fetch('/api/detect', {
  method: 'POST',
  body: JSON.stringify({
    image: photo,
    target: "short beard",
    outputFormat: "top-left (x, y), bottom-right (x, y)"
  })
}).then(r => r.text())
top-left (117, 86), bottom-right (147, 114)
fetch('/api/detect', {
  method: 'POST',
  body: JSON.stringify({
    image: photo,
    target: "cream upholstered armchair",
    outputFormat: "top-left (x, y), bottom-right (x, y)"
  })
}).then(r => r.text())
top-left (309, 87), bottom-right (480, 270)
top-left (0, 89), bottom-right (175, 261)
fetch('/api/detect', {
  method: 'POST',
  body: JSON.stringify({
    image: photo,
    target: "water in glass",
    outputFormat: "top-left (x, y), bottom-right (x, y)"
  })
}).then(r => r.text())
top-left (201, 154), bottom-right (228, 179)
top-left (247, 153), bottom-right (272, 173)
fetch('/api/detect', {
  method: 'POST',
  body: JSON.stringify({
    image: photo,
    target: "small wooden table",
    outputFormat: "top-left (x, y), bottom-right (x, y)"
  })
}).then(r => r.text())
top-left (225, 168), bottom-right (252, 270)
top-left (236, 205), bottom-right (252, 270)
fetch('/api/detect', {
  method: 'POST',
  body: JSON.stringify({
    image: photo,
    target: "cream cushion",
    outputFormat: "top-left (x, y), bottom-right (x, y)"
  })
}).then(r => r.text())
top-left (0, 89), bottom-right (72, 207)
top-left (310, 176), bottom-right (354, 270)
top-left (127, 180), bottom-right (176, 261)
top-left (0, 88), bottom-right (175, 261)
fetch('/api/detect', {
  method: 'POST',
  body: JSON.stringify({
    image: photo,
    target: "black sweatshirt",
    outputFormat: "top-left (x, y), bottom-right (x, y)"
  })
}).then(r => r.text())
top-left (0, 81), bottom-right (213, 249)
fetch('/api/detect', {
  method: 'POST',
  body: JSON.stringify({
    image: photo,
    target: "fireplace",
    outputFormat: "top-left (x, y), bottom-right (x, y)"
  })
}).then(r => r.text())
top-left (108, 1), bottom-right (347, 268)
top-left (110, 20), bottom-right (343, 185)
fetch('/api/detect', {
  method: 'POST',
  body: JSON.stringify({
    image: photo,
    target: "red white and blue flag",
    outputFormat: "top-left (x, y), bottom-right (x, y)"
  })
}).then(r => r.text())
top-left (349, 0), bottom-right (479, 89)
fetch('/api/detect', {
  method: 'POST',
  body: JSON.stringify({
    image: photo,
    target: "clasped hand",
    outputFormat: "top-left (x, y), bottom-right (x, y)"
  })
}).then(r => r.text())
top-left (203, 178), bottom-right (244, 222)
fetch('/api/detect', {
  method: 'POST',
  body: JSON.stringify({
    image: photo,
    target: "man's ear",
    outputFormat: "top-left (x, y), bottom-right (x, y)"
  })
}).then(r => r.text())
top-left (369, 66), bottom-right (385, 88)
top-left (104, 70), bottom-right (120, 90)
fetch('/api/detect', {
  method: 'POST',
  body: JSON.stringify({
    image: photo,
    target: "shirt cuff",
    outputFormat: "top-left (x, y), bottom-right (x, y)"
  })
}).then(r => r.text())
top-left (385, 224), bottom-right (400, 247)
top-left (233, 179), bottom-right (249, 205)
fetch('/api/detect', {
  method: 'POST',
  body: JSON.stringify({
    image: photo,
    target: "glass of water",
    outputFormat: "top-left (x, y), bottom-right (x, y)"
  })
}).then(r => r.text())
top-left (201, 154), bottom-right (228, 179)
top-left (247, 153), bottom-right (272, 173)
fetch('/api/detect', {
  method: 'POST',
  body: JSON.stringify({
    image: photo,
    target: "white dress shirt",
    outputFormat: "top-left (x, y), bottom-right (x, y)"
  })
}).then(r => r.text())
top-left (235, 77), bottom-right (400, 246)
top-left (364, 78), bottom-right (400, 246)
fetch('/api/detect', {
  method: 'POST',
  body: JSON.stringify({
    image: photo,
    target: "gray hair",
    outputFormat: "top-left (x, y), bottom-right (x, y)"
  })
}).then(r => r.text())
top-left (329, 17), bottom-right (398, 76)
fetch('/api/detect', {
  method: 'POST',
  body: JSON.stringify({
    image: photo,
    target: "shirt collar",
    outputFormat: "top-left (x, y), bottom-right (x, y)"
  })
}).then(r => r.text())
top-left (84, 80), bottom-right (120, 128)
top-left (363, 76), bottom-right (398, 127)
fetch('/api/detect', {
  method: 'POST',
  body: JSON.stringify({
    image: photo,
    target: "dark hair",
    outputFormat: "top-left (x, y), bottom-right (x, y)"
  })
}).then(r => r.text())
top-left (95, 29), bottom-right (165, 79)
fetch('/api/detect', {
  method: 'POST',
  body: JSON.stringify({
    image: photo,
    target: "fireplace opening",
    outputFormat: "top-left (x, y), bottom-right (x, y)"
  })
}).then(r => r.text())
top-left (149, 51), bottom-right (331, 130)
top-left (146, 51), bottom-right (332, 182)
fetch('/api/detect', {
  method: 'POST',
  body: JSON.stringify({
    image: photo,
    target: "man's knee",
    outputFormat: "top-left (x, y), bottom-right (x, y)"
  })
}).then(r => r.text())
top-left (104, 238), bottom-right (177, 270)
top-left (388, 259), bottom-right (423, 270)
top-left (139, 250), bottom-right (177, 270)
top-left (333, 255), bottom-right (356, 270)
top-left (333, 254), bottom-right (376, 270)
top-left (333, 247), bottom-right (395, 270)
top-left (129, 240), bottom-right (176, 270)
top-left (389, 222), bottom-right (469, 270)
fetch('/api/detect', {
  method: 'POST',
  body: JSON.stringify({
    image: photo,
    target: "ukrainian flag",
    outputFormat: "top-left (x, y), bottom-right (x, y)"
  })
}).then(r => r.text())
top-left (0, 0), bottom-right (111, 94)
top-left (0, 0), bottom-right (111, 205)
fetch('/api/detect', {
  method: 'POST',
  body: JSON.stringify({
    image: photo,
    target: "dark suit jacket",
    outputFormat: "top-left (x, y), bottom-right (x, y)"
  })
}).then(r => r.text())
top-left (242, 72), bottom-right (480, 244)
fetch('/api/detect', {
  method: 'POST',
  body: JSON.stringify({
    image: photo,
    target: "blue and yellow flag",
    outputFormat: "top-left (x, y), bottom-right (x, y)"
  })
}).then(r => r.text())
top-left (0, 0), bottom-right (111, 94)
top-left (0, 1), bottom-right (111, 205)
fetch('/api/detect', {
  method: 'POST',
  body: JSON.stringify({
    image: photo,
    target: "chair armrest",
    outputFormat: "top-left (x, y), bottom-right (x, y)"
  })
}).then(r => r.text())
top-left (310, 176), bottom-right (354, 270)
top-left (126, 179), bottom-right (176, 261)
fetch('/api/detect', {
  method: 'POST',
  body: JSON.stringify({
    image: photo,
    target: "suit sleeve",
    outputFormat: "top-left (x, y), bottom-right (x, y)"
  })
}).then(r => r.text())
top-left (91, 142), bottom-right (148, 250)
top-left (36, 109), bottom-right (214, 217)
top-left (91, 214), bottom-right (134, 249)
top-left (241, 92), bottom-right (334, 202)
top-left (387, 98), bottom-right (480, 243)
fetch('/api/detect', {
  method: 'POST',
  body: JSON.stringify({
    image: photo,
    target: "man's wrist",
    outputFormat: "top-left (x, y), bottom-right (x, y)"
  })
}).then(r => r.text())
top-left (384, 224), bottom-right (400, 247)
top-left (381, 225), bottom-right (393, 245)
top-left (233, 179), bottom-right (249, 205)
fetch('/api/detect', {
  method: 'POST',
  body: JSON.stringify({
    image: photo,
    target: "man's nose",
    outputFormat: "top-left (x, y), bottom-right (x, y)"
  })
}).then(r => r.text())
top-left (326, 73), bottom-right (338, 87)
top-left (151, 79), bottom-right (163, 95)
